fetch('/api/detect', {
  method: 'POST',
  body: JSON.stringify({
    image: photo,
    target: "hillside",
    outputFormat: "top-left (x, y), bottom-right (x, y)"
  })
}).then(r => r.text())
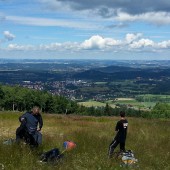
top-left (0, 60), bottom-right (170, 101)
top-left (0, 113), bottom-right (169, 170)
top-left (73, 66), bottom-right (170, 81)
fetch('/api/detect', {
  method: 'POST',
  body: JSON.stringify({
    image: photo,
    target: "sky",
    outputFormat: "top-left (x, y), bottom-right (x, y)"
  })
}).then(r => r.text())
top-left (0, 0), bottom-right (170, 60)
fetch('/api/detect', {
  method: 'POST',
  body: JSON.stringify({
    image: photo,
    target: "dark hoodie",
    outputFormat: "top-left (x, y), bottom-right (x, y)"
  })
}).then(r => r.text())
top-left (19, 112), bottom-right (43, 134)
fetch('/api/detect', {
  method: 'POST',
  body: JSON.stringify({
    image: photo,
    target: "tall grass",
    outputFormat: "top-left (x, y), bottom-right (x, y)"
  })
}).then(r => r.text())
top-left (0, 112), bottom-right (170, 170)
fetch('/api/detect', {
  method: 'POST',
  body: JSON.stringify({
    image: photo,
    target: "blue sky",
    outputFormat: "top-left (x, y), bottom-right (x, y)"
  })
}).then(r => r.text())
top-left (1, 0), bottom-right (170, 60)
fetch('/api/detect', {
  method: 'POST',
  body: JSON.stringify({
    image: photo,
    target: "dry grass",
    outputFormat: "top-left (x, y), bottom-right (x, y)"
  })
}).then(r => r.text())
top-left (0, 112), bottom-right (170, 170)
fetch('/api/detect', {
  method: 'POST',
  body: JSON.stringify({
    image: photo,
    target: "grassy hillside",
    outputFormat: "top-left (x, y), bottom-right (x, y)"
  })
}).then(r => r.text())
top-left (0, 112), bottom-right (170, 170)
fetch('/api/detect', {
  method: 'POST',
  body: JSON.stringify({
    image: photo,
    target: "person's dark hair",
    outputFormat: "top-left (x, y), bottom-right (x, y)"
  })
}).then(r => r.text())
top-left (32, 106), bottom-right (40, 114)
top-left (120, 111), bottom-right (126, 117)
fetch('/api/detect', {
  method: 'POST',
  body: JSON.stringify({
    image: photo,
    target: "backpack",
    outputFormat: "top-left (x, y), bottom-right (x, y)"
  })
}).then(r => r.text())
top-left (39, 148), bottom-right (63, 163)
top-left (120, 150), bottom-right (138, 167)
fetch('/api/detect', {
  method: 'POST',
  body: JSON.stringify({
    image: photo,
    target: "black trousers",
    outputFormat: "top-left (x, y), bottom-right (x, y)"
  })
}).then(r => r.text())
top-left (108, 138), bottom-right (125, 157)
top-left (16, 123), bottom-right (38, 146)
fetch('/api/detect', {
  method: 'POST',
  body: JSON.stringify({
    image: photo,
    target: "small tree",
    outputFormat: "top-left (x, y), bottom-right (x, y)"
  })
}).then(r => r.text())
top-left (104, 103), bottom-right (113, 116)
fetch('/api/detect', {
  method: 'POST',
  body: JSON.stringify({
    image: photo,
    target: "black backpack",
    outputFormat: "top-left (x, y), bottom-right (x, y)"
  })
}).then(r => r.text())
top-left (39, 148), bottom-right (63, 163)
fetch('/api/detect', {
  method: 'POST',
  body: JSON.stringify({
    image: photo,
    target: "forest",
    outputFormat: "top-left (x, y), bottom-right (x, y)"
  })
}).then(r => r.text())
top-left (0, 85), bottom-right (169, 118)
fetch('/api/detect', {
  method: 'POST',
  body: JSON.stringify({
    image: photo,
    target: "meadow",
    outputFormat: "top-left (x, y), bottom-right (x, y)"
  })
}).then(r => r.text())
top-left (0, 112), bottom-right (170, 170)
top-left (78, 98), bottom-right (155, 109)
top-left (79, 94), bottom-right (170, 110)
top-left (78, 100), bottom-right (108, 108)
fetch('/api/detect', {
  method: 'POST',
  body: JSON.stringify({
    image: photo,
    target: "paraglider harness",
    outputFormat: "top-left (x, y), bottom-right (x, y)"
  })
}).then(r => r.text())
top-left (39, 148), bottom-right (64, 164)
top-left (115, 150), bottom-right (138, 167)
top-left (39, 141), bottom-right (76, 164)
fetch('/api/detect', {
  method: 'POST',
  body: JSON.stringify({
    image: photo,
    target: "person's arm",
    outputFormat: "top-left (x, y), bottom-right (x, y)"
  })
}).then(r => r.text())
top-left (18, 113), bottom-right (27, 129)
top-left (19, 113), bottom-right (27, 123)
top-left (37, 114), bottom-right (43, 131)
top-left (115, 121), bottom-right (120, 132)
top-left (114, 121), bottom-right (120, 137)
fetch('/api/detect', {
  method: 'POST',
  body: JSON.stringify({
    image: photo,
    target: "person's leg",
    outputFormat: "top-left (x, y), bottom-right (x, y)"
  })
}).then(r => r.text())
top-left (120, 142), bottom-right (125, 152)
top-left (28, 133), bottom-right (38, 147)
top-left (16, 122), bottom-right (27, 143)
top-left (16, 126), bottom-right (25, 143)
top-left (37, 132), bottom-right (42, 145)
top-left (108, 139), bottom-right (119, 158)
top-left (32, 131), bottom-right (42, 145)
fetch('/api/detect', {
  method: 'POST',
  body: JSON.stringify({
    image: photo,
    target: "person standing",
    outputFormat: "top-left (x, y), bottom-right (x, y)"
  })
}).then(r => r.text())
top-left (108, 111), bottom-right (128, 158)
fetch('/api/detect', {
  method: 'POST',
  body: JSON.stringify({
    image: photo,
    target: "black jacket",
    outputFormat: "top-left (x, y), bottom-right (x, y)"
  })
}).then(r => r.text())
top-left (19, 112), bottom-right (43, 133)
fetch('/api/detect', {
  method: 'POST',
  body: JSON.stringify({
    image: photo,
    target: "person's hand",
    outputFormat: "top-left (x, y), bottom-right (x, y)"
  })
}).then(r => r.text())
top-left (20, 118), bottom-right (25, 121)
top-left (37, 128), bottom-right (41, 131)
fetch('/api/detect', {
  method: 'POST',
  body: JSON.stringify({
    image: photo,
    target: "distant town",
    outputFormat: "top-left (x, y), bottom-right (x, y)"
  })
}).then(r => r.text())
top-left (0, 59), bottom-right (170, 103)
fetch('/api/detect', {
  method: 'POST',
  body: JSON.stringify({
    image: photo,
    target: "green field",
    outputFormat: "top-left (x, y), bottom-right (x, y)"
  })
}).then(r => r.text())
top-left (79, 98), bottom-right (156, 109)
top-left (78, 93), bottom-right (170, 110)
top-left (0, 112), bottom-right (170, 170)
top-left (138, 94), bottom-right (170, 102)
top-left (78, 100), bottom-right (109, 107)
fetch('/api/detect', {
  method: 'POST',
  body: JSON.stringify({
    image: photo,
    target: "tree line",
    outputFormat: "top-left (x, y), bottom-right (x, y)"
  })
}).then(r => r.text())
top-left (0, 85), bottom-right (78, 114)
top-left (0, 85), bottom-right (169, 118)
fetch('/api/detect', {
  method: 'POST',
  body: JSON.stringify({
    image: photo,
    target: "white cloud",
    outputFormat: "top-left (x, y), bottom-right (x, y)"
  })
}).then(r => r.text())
top-left (39, 42), bottom-right (79, 51)
top-left (39, 0), bottom-right (170, 16)
top-left (38, 1), bottom-right (170, 26)
top-left (3, 31), bottom-right (15, 41)
top-left (39, 43), bottom-right (61, 50)
top-left (5, 15), bottom-right (96, 29)
top-left (129, 39), bottom-right (155, 49)
top-left (157, 40), bottom-right (170, 48)
top-left (8, 44), bottom-right (34, 50)
top-left (125, 33), bottom-right (142, 44)
top-left (80, 35), bottom-right (121, 50)
top-left (5, 34), bottom-right (170, 53)
top-left (115, 12), bottom-right (170, 25)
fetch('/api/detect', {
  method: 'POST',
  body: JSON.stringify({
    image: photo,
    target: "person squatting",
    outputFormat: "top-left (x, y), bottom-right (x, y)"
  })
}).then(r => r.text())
top-left (16, 106), bottom-right (43, 147)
